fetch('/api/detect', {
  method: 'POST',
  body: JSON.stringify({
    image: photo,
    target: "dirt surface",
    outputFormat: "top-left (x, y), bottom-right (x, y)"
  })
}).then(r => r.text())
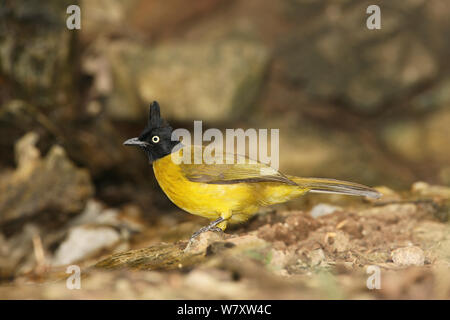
top-left (0, 182), bottom-right (448, 299)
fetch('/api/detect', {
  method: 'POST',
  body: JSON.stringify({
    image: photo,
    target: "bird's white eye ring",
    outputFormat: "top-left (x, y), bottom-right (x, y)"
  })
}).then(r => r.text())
top-left (152, 135), bottom-right (160, 143)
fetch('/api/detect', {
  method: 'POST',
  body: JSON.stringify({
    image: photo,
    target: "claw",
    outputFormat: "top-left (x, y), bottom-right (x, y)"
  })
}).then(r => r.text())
top-left (184, 217), bottom-right (225, 251)
top-left (209, 227), bottom-right (224, 234)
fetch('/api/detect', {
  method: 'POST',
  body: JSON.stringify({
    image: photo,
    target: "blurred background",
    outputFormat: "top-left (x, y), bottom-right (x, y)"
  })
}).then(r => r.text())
top-left (0, 0), bottom-right (449, 297)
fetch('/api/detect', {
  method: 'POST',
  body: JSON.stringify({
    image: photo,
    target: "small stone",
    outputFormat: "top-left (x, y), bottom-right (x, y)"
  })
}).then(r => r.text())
top-left (309, 248), bottom-right (326, 266)
top-left (412, 181), bottom-right (450, 198)
top-left (310, 203), bottom-right (341, 218)
top-left (52, 226), bottom-right (121, 266)
top-left (411, 181), bottom-right (431, 193)
top-left (391, 246), bottom-right (425, 266)
top-left (184, 230), bottom-right (224, 253)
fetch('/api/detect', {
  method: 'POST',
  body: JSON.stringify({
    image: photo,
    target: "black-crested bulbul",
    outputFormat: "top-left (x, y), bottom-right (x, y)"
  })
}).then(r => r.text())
top-left (124, 102), bottom-right (380, 239)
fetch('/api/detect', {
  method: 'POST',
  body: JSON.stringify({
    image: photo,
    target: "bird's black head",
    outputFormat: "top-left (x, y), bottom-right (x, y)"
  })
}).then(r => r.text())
top-left (124, 101), bottom-right (180, 163)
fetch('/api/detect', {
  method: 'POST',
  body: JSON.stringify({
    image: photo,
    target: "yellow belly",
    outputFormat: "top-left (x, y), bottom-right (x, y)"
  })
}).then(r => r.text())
top-left (152, 152), bottom-right (308, 226)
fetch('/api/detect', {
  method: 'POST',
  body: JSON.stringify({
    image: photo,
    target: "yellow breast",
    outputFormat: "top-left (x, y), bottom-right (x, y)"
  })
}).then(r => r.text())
top-left (152, 152), bottom-right (259, 222)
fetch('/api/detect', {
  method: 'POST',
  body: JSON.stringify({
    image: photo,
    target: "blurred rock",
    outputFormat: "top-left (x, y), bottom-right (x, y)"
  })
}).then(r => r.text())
top-left (391, 246), bottom-right (425, 267)
top-left (279, 0), bottom-right (447, 113)
top-left (425, 108), bottom-right (450, 165)
top-left (0, 0), bottom-right (77, 109)
top-left (105, 32), bottom-right (269, 121)
top-left (52, 225), bottom-right (121, 266)
top-left (129, 0), bottom-right (228, 39)
top-left (64, 116), bottom-right (133, 177)
top-left (411, 78), bottom-right (450, 112)
top-left (68, 199), bottom-right (145, 234)
top-left (310, 203), bottom-right (341, 218)
top-left (49, 199), bottom-right (147, 266)
top-left (81, 0), bottom-right (227, 42)
top-left (0, 132), bottom-right (93, 227)
top-left (69, 200), bottom-right (119, 226)
top-left (80, 0), bottom-right (136, 42)
top-left (0, 224), bottom-right (42, 277)
top-left (381, 108), bottom-right (450, 166)
top-left (381, 120), bottom-right (426, 162)
top-left (276, 124), bottom-right (407, 188)
top-left (411, 181), bottom-right (450, 198)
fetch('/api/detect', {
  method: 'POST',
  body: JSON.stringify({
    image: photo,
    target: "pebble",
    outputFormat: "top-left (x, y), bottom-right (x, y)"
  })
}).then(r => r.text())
top-left (391, 246), bottom-right (425, 266)
top-left (310, 203), bottom-right (341, 218)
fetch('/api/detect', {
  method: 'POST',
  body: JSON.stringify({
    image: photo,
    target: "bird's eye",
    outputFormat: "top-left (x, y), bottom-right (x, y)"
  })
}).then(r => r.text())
top-left (151, 135), bottom-right (160, 143)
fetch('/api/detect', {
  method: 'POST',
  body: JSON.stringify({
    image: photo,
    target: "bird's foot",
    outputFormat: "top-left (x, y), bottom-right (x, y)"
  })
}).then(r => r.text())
top-left (184, 218), bottom-right (225, 252)
top-left (190, 226), bottom-right (223, 240)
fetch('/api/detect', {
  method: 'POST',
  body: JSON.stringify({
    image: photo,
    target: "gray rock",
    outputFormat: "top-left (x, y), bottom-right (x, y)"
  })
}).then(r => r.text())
top-left (381, 120), bottom-right (426, 162)
top-left (310, 203), bottom-right (341, 218)
top-left (105, 33), bottom-right (269, 121)
top-left (0, 0), bottom-right (76, 109)
top-left (275, 123), bottom-right (401, 188)
top-left (0, 132), bottom-right (93, 226)
top-left (80, 0), bottom-right (227, 41)
top-left (279, 0), bottom-right (446, 113)
top-left (381, 107), bottom-right (450, 166)
top-left (411, 182), bottom-right (450, 198)
top-left (391, 246), bottom-right (425, 266)
top-left (411, 78), bottom-right (450, 112)
top-left (52, 225), bottom-right (121, 266)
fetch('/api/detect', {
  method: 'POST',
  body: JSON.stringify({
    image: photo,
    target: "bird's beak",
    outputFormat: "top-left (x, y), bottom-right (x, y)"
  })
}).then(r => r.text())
top-left (123, 137), bottom-right (149, 147)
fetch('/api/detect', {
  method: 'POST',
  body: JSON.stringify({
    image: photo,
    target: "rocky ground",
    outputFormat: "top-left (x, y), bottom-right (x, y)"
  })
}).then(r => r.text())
top-left (0, 194), bottom-right (449, 299)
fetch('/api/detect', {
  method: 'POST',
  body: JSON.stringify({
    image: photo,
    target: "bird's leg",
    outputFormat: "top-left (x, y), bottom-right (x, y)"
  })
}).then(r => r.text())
top-left (184, 213), bottom-right (231, 251)
top-left (189, 217), bottom-right (225, 241)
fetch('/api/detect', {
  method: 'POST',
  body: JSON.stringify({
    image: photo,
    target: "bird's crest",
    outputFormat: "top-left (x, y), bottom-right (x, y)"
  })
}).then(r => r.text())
top-left (139, 101), bottom-right (171, 140)
top-left (149, 101), bottom-right (164, 128)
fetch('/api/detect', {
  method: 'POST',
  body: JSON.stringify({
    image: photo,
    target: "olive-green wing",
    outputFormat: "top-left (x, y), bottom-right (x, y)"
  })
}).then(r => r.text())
top-left (177, 145), bottom-right (297, 186)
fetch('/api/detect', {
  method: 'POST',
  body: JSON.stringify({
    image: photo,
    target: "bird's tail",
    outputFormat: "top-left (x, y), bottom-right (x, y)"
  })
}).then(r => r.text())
top-left (289, 177), bottom-right (381, 199)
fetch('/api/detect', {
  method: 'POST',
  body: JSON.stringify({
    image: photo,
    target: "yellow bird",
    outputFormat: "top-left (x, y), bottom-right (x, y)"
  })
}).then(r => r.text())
top-left (124, 102), bottom-right (380, 239)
